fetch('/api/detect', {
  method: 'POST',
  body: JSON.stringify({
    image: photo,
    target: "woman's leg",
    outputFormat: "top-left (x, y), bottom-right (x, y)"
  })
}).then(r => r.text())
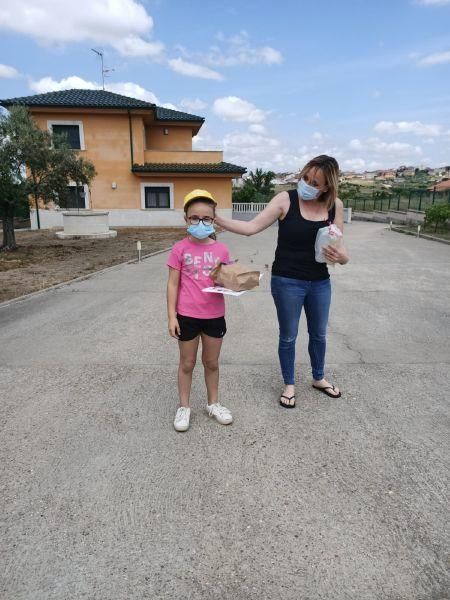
top-left (271, 276), bottom-right (307, 402)
top-left (178, 337), bottom-right (200, 407)
top-left (303, 279), bottom-right (339, 394)
top-left (200, 333), bottom-right (223, 405)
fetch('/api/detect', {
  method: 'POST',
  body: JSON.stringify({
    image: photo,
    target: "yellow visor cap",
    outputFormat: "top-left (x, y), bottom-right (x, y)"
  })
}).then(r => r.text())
top-left (183, 189), bottom-right (216, 207)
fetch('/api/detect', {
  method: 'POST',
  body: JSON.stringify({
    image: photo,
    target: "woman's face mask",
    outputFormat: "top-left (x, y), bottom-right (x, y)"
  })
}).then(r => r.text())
top-left (298, 178), bottom-right (320, 201)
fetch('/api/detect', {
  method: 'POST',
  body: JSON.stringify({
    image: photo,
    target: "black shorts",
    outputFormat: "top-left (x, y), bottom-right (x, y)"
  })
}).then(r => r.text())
top-left (177, 313), bottom-right (227, 342)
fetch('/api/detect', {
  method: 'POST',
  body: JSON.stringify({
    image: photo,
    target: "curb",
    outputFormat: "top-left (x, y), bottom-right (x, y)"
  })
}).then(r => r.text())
top-left (391, 226), bottom-right (450, 245)
top-left (0, 246), bottom-right (172, 310)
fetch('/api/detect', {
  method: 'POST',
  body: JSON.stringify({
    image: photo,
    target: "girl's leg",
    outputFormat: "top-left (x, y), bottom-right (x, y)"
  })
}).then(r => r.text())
top-left (271, 276), bottom-right (307, 403)
top-left (200, 333), bottom-right (223, 405)
top-left (178, 337), bottom-right (200, 407)
top-left (303, 279), bottom-right (339, 393)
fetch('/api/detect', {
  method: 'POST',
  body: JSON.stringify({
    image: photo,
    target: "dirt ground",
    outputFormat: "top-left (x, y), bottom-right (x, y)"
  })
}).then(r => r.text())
top-left (0, 228), bottom-right (187, 303)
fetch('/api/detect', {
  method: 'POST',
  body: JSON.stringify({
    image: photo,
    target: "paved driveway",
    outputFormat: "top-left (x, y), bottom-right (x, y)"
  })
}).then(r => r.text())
top-left (1, 222), bottom-right (449, 599)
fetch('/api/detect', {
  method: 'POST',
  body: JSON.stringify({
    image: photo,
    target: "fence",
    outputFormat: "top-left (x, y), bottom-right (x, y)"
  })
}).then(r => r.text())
top-left (344, 189), bottom-right (450, 212)
top-left (233, 189), bottom-right (450, 214)
top-left (232, 203), bottom-right (268, 212)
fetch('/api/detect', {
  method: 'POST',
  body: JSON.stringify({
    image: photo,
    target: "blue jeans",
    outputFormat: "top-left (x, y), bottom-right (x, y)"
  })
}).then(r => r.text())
top-left (271, 275), bottom-right (331, 385)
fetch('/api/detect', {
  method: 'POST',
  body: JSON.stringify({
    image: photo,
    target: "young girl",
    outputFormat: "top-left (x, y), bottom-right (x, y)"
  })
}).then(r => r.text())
top-left (166, 189), bottom-right (233, 432)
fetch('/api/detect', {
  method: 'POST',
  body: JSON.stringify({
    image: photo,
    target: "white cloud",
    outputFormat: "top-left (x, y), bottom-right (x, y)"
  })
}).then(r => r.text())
top-left (418, 51), bottom-right (450, 66)
top-left (0, 64), bottom-right (19, 78)
top-left (348, 136), bottom-right (422, 157)
top-left (30, 76), bottom-right (97, 94)
top-left (248, 124), bottom-right (267, 134)
top-left (205, 31), bottom-right (282, 67)
top-left (212, 96), bottom-right (267, 123)
top-left (374, 120), bottom-right (442, 136)
top-left (349, 138), bottom-right (363, 150)
top-left (0, 0), bottom-right (164, 59)
top-left (168, 58), bottom-right (223, 80)
top-left (180, 98), bottom-right (208, 112)
top-left (192, 124), bottom-right (222, 151)
top-left (220, 127), bottom-right (314, 173)
top-left (108, 82), bottom-right (160, 105)
top-left (29, 75), bottom-right (175, 107)
top-left (342, 158), bottom-right (366, 172)
top-left (113, 35), bottom-right (164, 59)
top-left (312, 132), bottom-right (324, 141)
top-left (416, 0), bottom-right (450, 5)
top-left (224, 132), bottom-right (280, 150)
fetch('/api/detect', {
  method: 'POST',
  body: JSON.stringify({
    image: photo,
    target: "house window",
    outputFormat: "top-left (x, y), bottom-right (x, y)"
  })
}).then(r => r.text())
top-left (48, 121), bottom-right (85, 150)
top-left (145, 186), bottom-right (170, 208)
top-left (52, 125), bottom-right (81, 149)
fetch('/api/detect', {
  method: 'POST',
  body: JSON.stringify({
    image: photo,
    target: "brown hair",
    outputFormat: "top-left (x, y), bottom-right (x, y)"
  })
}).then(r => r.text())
top-left (299, 155), bottom-right (339, 211)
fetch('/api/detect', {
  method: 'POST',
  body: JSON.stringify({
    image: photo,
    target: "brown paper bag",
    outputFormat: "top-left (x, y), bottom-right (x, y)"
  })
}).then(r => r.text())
top-left (210, 261), bottom-right (260, 292)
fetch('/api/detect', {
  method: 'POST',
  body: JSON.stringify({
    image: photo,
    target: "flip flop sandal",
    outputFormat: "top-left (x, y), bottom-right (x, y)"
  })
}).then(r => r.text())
top-left (312, 384), bottom-right (342, 398)
top-left (280, 394), bottom-right (296, 408)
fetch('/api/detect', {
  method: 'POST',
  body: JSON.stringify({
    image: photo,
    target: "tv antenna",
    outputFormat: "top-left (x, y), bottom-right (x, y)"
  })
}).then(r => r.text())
top-left (91, 48), bottom-right (115, 90)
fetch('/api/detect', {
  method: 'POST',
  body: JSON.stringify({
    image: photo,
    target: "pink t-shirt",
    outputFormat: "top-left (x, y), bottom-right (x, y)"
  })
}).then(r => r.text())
top-left (166, 237), bottom-right (230, 319)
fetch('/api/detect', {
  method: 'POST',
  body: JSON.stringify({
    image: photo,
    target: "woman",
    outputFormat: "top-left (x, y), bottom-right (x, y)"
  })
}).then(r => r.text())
top-left (215, 155), bottom-right (349, 408)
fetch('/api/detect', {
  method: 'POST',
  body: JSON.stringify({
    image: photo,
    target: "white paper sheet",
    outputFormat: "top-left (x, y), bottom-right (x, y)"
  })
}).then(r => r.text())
top-left (202, 286), bottom-right (246, 297)
top-left (202, 273), bottom-right (263, 296)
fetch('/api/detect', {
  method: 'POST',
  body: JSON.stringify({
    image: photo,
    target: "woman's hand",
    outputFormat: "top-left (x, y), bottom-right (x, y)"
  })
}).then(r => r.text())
top-left (168, 316), bottom-right (180, 339)
top-left (323, 243), bottom-right (349, 265)
top-left (213, 192), bottom-right (287, 236)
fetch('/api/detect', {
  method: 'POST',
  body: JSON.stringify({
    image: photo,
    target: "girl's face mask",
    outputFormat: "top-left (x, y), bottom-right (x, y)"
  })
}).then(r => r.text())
top-left (186, 219), bottom-right (215, 239)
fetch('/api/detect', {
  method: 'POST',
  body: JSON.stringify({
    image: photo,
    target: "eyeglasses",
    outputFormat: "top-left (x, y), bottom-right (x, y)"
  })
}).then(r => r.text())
top-left (187, 216), bottom-right (214, 225)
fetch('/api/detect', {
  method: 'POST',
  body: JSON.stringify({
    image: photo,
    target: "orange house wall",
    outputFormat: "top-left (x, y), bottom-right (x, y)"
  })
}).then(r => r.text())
top-left (145, 125), bottom-right (192, 151)
top-left (31, 110), bottom-right (233, 211)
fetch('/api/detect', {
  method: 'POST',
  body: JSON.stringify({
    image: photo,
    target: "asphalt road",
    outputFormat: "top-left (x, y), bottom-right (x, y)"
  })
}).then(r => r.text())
top-left (1, 222), bottom-right (449, 599)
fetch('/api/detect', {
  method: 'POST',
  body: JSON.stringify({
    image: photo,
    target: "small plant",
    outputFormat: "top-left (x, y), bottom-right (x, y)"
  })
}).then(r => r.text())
top-left (424, 204), bottom-right (450, 232)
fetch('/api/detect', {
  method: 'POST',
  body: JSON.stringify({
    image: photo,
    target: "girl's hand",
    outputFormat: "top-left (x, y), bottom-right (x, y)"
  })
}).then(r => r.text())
top-left (323, 244), bottom-right (349, 265)
top-left (168, 317), bottom-right (180, 339)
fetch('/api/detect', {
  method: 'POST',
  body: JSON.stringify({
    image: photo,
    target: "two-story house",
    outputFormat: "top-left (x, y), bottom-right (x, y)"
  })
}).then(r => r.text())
top-left (0, 89), bottom-right (246, 229)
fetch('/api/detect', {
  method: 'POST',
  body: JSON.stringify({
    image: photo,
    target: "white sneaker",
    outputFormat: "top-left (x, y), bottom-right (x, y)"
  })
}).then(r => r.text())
top-left (207, 403), bottom-right (233, 425)
top-left (174, 407), bottom-right (190, 431)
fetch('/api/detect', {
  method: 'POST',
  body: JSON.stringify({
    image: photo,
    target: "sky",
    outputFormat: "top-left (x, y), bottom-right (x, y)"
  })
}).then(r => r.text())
top-left (0, 0), bottom-right (449, 173)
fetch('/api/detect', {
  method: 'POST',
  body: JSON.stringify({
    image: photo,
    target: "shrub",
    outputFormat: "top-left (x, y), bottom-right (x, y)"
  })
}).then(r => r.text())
top-left (424, 203), bottom-right (450, 232)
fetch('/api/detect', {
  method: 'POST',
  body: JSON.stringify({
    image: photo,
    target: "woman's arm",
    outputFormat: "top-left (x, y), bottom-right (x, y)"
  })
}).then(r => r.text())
top-left (323, 197), bottom-right (350, 265)
top-left (215, 192), bottom-right (288, 236)
top-left (167, 267), bottom-right (181, 338)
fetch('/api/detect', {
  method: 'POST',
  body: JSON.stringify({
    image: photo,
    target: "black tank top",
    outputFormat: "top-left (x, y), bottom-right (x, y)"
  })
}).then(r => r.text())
top-left (271, 189), bottom-right (336, 281)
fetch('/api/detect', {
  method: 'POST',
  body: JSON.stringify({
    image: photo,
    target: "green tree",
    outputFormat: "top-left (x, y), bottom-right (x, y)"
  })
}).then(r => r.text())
top-left (247, 168), bottom-right (275, 199)
top-left (0, 106), bottom-right (96, 240)
top-left (232, 183), bottom-right (255, 204)
top-left (232, 168), bottom-right (275, 204)
top-left (338, 182), bottom-right (361, 207)
top-left (0, 140), bottom-right (28, 250)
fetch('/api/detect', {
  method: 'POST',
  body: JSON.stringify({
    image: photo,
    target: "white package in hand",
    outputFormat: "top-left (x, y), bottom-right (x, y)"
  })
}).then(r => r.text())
top-left (315, 224), bottom-right (343, 264)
